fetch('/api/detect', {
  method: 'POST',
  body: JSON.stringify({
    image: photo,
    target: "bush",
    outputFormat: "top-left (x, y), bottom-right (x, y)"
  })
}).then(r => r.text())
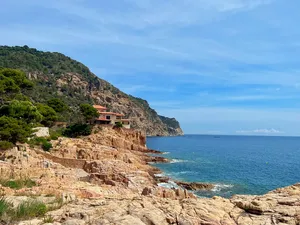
top-left (27, 137), bottom-right (52, 151)
top-left (49, 128), bottom-right (63, 140)
top-left (0, 197), bottom-right (10, 217)
top-left (63, 123), bottom-right (92, 138)
top-left (42, 141), bottom-right (52, 151)
top-left (0, 179), bottom-right (36, 190)
top-left (114, 122), bottom-right (123, 128)
top-left (43, 215), bottom-right (54, 223)
top-left (0, 141), bottom-right (14, 150)
top-left (15, 200), bottom-right (47, 220)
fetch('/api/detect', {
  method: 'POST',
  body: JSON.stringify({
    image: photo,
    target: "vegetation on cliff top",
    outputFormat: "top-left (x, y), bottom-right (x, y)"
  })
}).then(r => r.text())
top-left (0, 45), bottom-right (183, 135)
top-left (0, 68), bottom-right (97, 148)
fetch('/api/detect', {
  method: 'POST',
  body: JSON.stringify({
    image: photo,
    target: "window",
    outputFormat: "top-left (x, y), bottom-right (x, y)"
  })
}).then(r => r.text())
top-left (106, 116), bottom-right (111, 120)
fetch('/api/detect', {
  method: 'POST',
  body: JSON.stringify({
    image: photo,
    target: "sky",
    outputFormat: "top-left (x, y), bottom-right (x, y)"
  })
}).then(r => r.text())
top-left (2, 0), bottom-right (300, 135)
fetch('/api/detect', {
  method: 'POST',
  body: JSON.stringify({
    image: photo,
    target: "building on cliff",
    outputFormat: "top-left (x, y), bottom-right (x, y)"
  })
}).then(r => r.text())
top-left (93, 105), bottom-right (130, 129)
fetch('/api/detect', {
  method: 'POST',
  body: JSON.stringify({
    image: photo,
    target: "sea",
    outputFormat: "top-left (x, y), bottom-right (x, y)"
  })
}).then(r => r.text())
top-left (147, 135), bottom-right (300, 198)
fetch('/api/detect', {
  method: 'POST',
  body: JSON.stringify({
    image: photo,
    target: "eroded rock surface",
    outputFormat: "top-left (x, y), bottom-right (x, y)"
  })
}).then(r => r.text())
top-left (0, 126), bottom-right (299, 224)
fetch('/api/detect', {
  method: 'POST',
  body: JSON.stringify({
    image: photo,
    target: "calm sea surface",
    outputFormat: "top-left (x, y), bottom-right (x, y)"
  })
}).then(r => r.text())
top-left (147, 135), bottom-right (300, 198)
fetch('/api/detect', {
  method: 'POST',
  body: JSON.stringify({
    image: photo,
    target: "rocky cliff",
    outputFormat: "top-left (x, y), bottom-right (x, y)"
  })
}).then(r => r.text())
top-left (0, 45), bottom-right (183, 136)
top-left (0, 127), bottom-right (299, 224)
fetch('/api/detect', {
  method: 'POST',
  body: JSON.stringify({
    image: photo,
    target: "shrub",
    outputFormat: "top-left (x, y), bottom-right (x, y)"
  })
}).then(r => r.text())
top-left (27, 137), bottom-right (52, 151)
top-left (42, 141), bottom-right (52, 151)
top-left (0, 179), bottom-right (36, 190)
top-left (63, 123), bottom-right (92, 138)
top-left (43, 215), bottom-right (54, 223)
top-left (0, 197), bottom-right (10, 217)
top-left (0, 141), bottom-right (14, 150)
top-left (49, 128), bottom-right (63, 140)
top-left (15, 200), bottom-right (47, 220)
top-left (114, 122), bottom-right (123, 128)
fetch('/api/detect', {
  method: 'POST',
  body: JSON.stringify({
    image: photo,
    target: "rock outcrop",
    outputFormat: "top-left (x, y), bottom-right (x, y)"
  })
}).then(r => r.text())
top-left (0, 126), bottom-right (299, 224)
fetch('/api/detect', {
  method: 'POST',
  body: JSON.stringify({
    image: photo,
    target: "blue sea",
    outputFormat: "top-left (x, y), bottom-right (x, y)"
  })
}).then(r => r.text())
top-left (147, 135), bottom-right (300, 198)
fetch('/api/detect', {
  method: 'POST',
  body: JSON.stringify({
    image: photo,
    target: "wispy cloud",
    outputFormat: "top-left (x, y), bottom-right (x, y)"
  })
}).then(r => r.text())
top-left (2, 0), bottom-right (300, 135)
top-left (236, 128), bottom-right (284, 134)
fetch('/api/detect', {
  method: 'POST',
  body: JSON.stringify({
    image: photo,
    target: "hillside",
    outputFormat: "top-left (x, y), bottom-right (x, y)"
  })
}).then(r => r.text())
top-left (0, 45), bottom-right (183, 136)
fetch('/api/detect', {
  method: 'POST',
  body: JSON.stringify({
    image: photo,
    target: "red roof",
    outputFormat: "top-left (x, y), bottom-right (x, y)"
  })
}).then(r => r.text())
top-left (96, 118), bottom-right (111, 121)
top-left (121, 119), bottom-right (130, 121)
top-left (99, 112), bottom-right (116, 115)
top-left (115, 113), bottom-right (125, 117)
top-left (93, 105), bottom-right (107, 110)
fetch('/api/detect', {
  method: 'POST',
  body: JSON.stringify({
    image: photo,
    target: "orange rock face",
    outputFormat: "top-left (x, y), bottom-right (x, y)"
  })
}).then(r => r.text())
top-left (0, 126), bottom-right (299, 225)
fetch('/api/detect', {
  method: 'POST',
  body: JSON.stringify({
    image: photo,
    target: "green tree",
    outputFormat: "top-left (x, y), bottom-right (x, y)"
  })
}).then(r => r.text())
top-left (79, 104), bottom-right (99, 122)
top-left (0, 69), bottom-right (34, 103)
top-left (0, 116), bottom-right (32, 144)
top-left (0, 100), bottom-right (42, 124)
top-left (47, 98), bottom-right (67, 113)
top-left (62, 123), bottom-right (92, 138)
top-left (0, 68), bottom-right (33, 89)
top-left (36, 104), bottom-right (58, 127)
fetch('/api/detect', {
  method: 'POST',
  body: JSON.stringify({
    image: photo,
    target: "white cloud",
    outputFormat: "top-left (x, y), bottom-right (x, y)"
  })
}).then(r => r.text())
top-left (236, 128), bottom-right (283, 134)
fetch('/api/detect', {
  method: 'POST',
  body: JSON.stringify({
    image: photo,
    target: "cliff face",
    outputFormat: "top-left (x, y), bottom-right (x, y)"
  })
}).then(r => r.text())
top-left (0, 45), bottom-right (183, 136)
top-left (0, 128), bottom-right (299, 225)
top-left (159, 115), bottom-right (184, 136)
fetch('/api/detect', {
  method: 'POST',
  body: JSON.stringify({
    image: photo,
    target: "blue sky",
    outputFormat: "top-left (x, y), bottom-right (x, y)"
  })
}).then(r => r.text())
top-left (2, 0), bottom-right (300, 135)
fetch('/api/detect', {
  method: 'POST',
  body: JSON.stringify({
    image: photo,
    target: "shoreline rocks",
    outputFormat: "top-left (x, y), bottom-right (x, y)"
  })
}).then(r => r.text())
top-left (0, 126), bottom-right (299, 224)
top-left (175, 181), bottom-right (215, 191)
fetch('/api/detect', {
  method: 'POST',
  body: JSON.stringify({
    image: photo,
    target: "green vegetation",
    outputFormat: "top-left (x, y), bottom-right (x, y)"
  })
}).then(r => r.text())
top-left (0, 141), bottom-right (14, 150)
top-left (15, 200), bottom-right (47, 220)
top-left (43, 215), bottom-right (54, 223)
top-left (49, 128), bottom-right (63, 140)
top-left (114, 122), bottom-right (123, 128)
top-left (80, 103), bottom-right (99, 122)
top-left (0, 100), bottom-right (43, 124)
top-left (37, 103), bottom-right (58, 127)
top-left (47, 98), bottom-right (68, 113)
top-left (0, 45), bottom-right (183, 135)
top-left (159, 115), bottom-right (181, 129)
top-left (27, 137), bottom-right (53, 151)
top-left (0, 197), bottom-right (10, 217)
top-left (42, 141), bottom-right (52, 151)
top-left (63, 124), bottom-right (92, 138)
top-left (0, 67), bottom-right (97, 147)
top-left (0, 178), bottom-right (36, 190)
top-left (0, 116), bottom-right (33, 144)
top-left (0, 197), bottom-right (62, 222)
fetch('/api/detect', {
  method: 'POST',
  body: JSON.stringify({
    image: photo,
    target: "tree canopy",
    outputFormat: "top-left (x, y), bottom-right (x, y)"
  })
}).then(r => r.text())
top-left (0, 100), bottom-right (43, 124)
top-left (36, 103), bottom-right (58, 127)
top-left (80, 104), bottom-right (99, 121)
top-left (0, 116), bottom-right (32, 144)
top-left (47, 98), bottom-right (68, 113)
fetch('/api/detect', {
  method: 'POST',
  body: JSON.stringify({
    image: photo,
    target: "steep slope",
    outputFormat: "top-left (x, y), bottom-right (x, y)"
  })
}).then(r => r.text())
top-left (159, 115), bottom-right (184, 136)
top-left (0, 45), bottom-right (183, 136)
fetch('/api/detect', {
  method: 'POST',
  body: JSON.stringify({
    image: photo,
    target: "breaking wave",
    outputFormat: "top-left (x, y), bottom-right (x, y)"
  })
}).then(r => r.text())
top-left (170, 159), bottom-right (189, 164)
top-left (211, 184), bottom-right (234, 192)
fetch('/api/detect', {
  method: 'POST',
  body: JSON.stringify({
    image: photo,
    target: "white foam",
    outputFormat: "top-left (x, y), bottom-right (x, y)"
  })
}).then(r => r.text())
top-left (170, 159), bottom-right (189, 164)
top-left (154, 173), bottom-right (164, 178)
top-left (162, 152), bottom-right (170, 155)
top-left (212, 184), bottom-right (234, 192)
top-left (158, 180), bottom-right (180, 189)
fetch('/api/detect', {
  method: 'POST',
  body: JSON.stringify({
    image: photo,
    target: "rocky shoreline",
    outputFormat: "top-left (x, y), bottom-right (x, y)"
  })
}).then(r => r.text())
top-left (0, 126), bottom-right (299, 224)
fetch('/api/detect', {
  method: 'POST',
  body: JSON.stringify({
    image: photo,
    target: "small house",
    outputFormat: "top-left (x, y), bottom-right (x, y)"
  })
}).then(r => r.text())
top-left (93, 105), bottom-right (131, 129)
